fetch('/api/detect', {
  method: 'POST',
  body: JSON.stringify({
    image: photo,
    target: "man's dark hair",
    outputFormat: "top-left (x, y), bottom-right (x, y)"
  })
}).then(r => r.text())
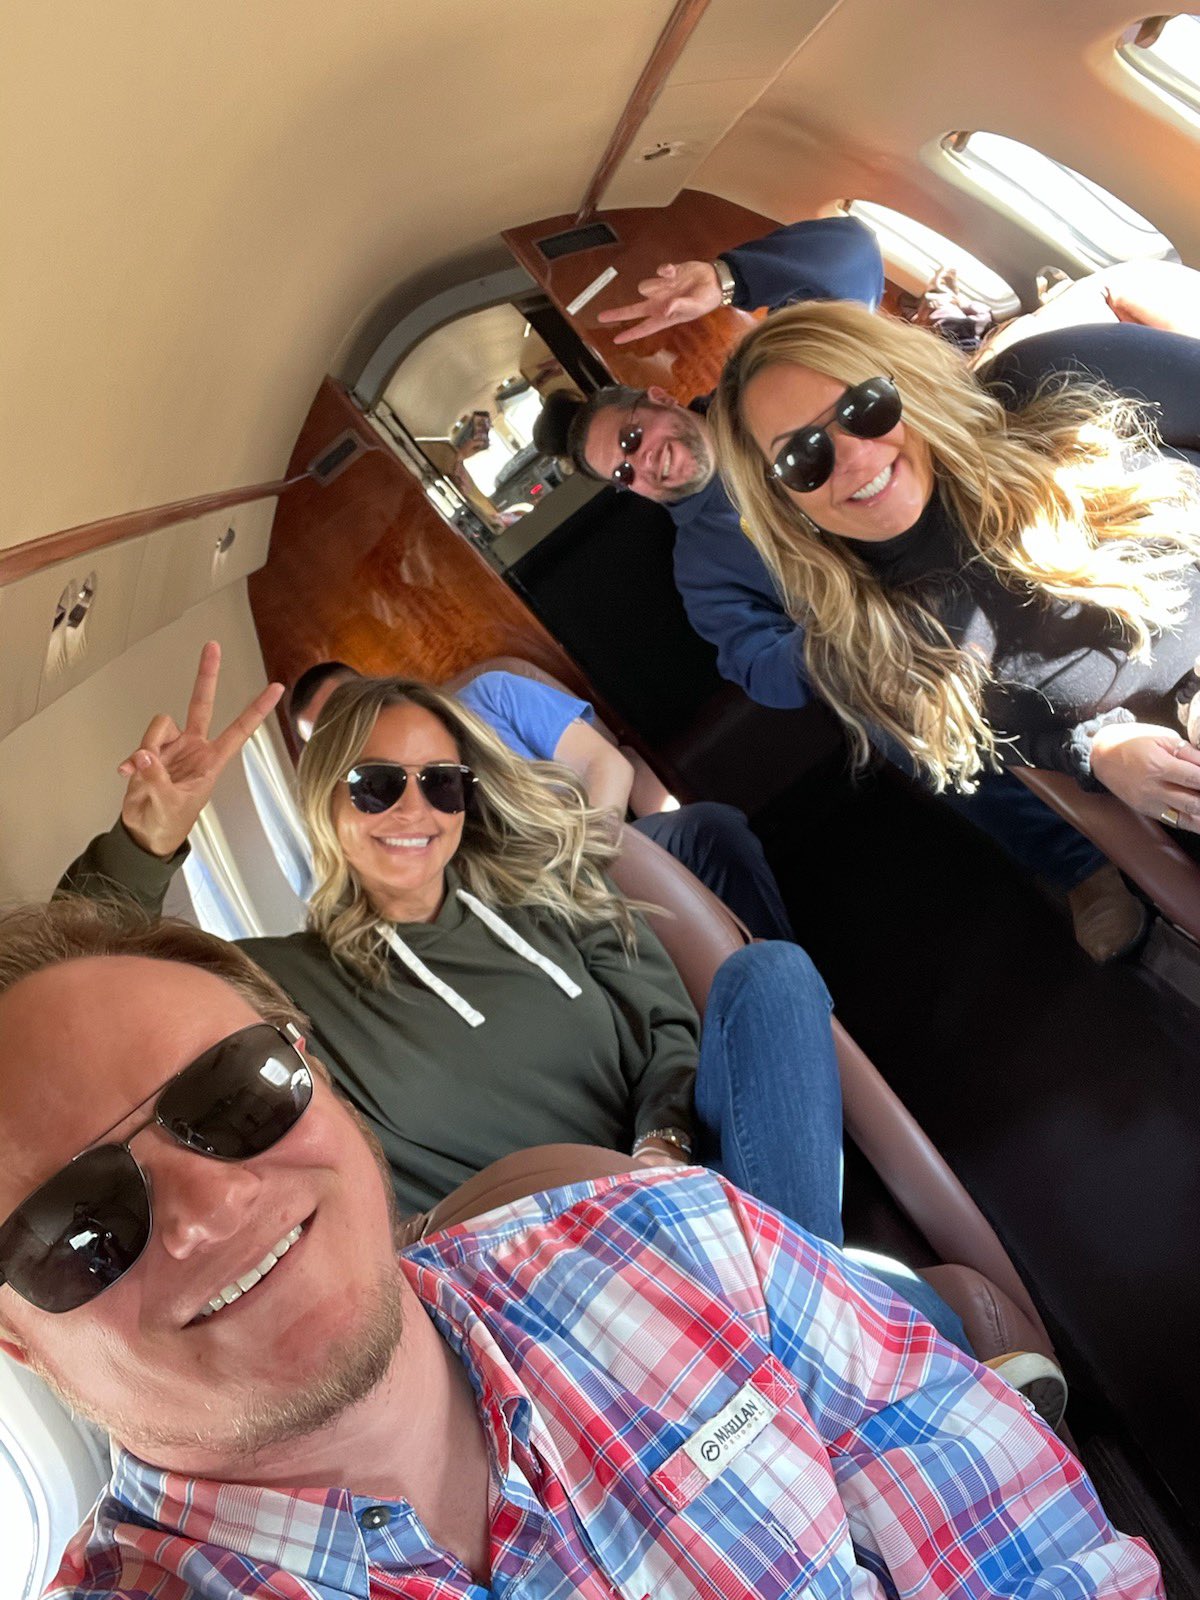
top-left (533, 386), bottom-right (646, 481)
top-left (288, 660), bottom-right (357, 731)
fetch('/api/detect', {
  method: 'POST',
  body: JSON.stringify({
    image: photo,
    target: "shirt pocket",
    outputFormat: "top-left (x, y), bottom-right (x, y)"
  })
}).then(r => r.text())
top-left (645, 1355), bottom-right (850, 1600)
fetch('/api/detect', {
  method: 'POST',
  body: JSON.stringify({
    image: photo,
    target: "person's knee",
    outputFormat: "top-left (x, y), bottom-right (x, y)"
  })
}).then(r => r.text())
top-left (710, 941), bottom-right (831, 1014)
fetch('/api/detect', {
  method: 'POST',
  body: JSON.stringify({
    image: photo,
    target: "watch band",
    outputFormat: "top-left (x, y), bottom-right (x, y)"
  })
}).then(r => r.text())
top-left (713, 256), bottom-right (737, 307)
top-left (633, 1126), bottom-right (694, 1160)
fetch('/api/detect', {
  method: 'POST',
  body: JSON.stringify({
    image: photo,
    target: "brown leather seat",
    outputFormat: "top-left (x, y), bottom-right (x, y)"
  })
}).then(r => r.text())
top-left (1016, 766), bottom-right (1200, 943)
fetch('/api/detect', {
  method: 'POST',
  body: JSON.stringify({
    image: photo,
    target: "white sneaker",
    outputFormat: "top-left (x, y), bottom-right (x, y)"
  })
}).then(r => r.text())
top-left (985, 1351), bottom-right (1068, 1430)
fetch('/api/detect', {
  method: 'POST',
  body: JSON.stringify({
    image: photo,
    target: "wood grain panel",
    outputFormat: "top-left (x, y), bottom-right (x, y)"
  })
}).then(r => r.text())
top-left (504, 189), bottom-right (777, 403)
top-left (249, 381), bottom-right (590, 737)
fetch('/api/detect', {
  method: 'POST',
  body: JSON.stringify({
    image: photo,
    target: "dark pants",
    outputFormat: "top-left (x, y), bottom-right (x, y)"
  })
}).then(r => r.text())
top-left (942, 768), bottom-right (1102, 894)
top-left (634, 801), bottom-right (796, 941)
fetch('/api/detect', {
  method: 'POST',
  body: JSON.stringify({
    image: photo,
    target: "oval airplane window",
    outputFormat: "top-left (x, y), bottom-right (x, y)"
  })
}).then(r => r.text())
top-left (942, 131), bottom-right (1176, 266)
top-left (1118, 13), bottom-right (1200, 117)
top-left (838, 200), bottom-right (1017, 308)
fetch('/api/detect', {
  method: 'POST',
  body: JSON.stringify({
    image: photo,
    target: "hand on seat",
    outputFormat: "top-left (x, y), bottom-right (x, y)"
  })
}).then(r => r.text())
top-left (1090, 719), bottom-right (1200, 829)
top-left (596, 259), bottom-right (725, 345)
top-left (117, 640), bottom-right (284, 858)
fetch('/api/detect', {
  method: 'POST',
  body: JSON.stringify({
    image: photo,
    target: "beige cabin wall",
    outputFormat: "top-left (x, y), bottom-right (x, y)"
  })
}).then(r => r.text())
top-left (0, 583), bottom-right (297, 920)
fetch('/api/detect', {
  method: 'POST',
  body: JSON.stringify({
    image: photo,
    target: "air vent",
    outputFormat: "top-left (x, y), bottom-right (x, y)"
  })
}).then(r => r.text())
top-left (535, 222), bottom-right (619, 261)
top-left (307, 430), bottom-right (372, 485)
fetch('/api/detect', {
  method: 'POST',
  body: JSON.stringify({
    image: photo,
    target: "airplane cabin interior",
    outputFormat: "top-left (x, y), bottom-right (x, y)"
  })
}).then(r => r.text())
top-left (4, 3), bottom-right (1200, 1593)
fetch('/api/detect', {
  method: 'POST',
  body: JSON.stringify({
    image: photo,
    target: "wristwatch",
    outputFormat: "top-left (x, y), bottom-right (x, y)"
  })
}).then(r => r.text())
top-left (713, 256), bottom-right (737, 307)
top-left (633, 1126), bottom-right (694, 1160)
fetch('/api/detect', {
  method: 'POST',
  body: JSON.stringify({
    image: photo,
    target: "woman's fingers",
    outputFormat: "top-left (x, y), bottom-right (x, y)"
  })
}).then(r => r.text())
top-left (210, 681), bottom-right (285, 766)
top-left (183, 640), bottom-right (222, 739)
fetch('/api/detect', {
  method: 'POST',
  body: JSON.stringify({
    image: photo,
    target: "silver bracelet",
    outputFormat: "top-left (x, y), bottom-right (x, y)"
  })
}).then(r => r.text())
top-left (713, 256), bottom-right (737, 307)
top-left (633, 1126), bottom-right (693, 1160)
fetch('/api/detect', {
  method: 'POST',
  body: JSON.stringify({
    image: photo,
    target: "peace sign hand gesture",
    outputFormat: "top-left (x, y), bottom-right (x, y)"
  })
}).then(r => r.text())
top-left (595, 259), bottom-right (726, 345)
top-left (118, 641), bottom-right (284, 859)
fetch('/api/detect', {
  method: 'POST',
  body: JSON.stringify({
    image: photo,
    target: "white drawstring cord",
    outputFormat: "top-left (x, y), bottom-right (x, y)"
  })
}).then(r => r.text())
top-left (377, 890), bottom-right (581, 1025)
top-left (456, 890), bottom-right (583, 1000)
top-left (378, 923), bottom-right (485, 1028)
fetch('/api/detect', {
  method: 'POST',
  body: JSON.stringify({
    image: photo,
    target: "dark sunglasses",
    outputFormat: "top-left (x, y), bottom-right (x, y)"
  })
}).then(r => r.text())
top-left (0, 1024), bottom-right (312, 1314)
top-left (611, 399), bottom-right (643, 487)
top-left (770, 376), bottom-right (902, 494)
top-left (344, 761), bottom-right (475, 816)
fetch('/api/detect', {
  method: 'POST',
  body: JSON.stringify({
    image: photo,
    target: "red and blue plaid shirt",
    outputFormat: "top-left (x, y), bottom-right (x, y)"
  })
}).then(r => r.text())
top-left (48, 1169), bottom-right (1161, 1599)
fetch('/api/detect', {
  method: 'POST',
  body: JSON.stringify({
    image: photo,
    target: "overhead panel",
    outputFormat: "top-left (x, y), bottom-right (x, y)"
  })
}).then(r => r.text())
top-left (601, 0), bottom-right (840, 211)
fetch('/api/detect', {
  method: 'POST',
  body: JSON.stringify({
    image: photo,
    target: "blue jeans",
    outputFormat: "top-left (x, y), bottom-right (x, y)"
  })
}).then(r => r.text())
top-left (692, 943), bottom-right (969, 1351)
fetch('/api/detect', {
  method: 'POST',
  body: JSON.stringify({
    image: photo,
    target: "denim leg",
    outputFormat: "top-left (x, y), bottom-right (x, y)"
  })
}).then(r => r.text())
top-left (694, 944), bottom-right (970, 1351)
top-left (693, 943), bottom-right (844, 1244)
top-left (940, 769), bottom-right (1104, 893)
top-left (633, 803), bottom-right (796, 942)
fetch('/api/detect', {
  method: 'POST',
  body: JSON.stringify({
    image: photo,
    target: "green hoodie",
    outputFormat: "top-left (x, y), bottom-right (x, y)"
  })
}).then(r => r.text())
top-left (60, 822), bottom-right (701, 1214)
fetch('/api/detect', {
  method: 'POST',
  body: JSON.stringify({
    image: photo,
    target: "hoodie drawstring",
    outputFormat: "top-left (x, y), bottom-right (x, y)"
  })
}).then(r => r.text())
top-left (377, 890), bottom-right (582, 1027)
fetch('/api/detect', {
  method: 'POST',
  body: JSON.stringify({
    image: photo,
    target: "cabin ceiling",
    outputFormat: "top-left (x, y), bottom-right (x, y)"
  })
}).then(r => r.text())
top-left (384, 304), bottom-right (532, 440)
top-left (6, 0), bottom-right (1197, 557)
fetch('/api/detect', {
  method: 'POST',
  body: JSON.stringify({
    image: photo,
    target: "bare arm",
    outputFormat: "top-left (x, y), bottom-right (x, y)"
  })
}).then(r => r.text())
top-left (1099, 259), bottom-right (1200, 338)
top-left (553, 717), bottom-right (635, 817)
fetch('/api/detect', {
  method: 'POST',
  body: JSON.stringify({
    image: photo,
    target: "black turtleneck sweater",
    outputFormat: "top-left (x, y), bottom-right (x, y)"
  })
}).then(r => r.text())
top-left (850, 323), bottom-right (1200, 779)
top-left (852, 490), bottom-right (1200, 777)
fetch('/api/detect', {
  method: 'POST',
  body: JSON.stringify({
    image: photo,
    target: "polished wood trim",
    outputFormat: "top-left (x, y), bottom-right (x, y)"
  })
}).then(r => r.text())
top-left (576, 0), bottom-right (712, 223)
top-left (0, 476), bottom-right (308, 586)
top-left (249, 379), bottom-right (594, 761)
top-left (506, 190), bottom-right (775, 403)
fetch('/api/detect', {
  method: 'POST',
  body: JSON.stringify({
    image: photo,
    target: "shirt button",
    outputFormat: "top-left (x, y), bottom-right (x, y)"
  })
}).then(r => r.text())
top-left (358, 1505), bottom-right (392, 1530)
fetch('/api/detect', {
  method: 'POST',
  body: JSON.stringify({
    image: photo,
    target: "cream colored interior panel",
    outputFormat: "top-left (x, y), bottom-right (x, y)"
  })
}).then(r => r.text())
top-left (31, 539), bottom-right (148, 714)
top-left (133, 499), bottom-right (277, 640)
top-left (0, 584), bottom-right (276, 903)
top-left (0, 573), bottom-right (53, 742)
top-left (696, 0), bottom-right (1200, 280)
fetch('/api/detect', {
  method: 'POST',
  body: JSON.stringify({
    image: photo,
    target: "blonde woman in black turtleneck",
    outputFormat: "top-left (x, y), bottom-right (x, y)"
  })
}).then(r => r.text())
top-left (715, 303), bottom-right (1200, 834)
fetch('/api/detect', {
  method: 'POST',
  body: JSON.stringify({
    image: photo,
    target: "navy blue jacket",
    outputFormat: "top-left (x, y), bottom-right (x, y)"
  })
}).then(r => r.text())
top-left (670, 215), bottom-right (883, 708)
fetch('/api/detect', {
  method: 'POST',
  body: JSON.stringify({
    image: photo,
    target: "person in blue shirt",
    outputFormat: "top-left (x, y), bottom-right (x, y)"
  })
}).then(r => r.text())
top-left (290, 661), bottom-right (796, 941)
top-left (532, 215), bottom-right (1145, 962)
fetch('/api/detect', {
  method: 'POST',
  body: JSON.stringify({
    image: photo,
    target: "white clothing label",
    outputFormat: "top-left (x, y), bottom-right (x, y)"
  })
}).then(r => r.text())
top-left (680, 1380), bottom-right (778, 1483)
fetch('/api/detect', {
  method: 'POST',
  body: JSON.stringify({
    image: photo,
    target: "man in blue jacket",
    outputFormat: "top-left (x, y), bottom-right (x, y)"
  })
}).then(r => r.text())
top-left (533, 216), bottom-right (1144, 961)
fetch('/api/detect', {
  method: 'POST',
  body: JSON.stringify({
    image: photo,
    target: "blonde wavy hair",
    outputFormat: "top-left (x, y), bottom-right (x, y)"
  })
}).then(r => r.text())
top-left (713, 298), bottom-right (1200, 791)
top-left (296, 675), bottom-right (637, 985)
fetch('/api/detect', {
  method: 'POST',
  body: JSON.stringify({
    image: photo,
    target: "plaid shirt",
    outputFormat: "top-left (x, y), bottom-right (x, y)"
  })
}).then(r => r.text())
top-left (49, 1169), bottom-right (1161, 1599)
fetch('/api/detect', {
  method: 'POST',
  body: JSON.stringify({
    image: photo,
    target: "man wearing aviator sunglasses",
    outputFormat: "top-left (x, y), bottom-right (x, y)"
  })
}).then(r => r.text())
top-left (532, 216), bottom-right (1142, 962)
top-left (0, 899), bottom-right (1162, 1599)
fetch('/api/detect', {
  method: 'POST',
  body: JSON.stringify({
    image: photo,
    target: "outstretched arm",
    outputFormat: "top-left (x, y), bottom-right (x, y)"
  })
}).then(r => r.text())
top-left (597, 216), bottom-right (884, 345)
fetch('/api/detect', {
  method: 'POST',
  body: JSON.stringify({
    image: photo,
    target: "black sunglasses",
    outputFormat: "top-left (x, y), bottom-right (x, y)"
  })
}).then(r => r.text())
top-left (611, 398), bottom-right (643, 488)
top-left (770, 376), bottom-right (902, 494)
top-left (0, 1024), bottom-right (312, 1314)
top-left (344, 761), bottom-right (475, 816)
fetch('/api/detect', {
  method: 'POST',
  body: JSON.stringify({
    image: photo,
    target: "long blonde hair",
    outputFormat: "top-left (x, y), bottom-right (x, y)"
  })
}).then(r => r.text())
top-left (713, 299), bottom-right (1200, 790)
top-left (297, 676), bottom-right (636, 985)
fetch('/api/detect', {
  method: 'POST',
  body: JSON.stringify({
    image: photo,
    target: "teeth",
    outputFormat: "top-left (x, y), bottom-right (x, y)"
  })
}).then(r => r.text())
top-left (198, 1224), bottom-right (303, 1321)
top-left (378, 837), bottom-right (429, 849)
top-left (849, 463), bottom-right (892, 501)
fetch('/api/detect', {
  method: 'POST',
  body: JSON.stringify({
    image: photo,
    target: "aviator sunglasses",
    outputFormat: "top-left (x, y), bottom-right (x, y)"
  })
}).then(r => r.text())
top-left (770, 376), bottom-right (902, 494)
top-left (343, 761), bottom-right (475, 816)
top-left (0, 1023), bottom-right (313, 1313)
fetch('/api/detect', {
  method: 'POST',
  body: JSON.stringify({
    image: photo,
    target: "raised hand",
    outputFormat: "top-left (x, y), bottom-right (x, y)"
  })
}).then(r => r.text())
top-left (117, 641), bottom-right (284, 858)
top-left (1089, 719), bottom-right (1200, 830)
top-left (595, 259), bottom-right (725, 345)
